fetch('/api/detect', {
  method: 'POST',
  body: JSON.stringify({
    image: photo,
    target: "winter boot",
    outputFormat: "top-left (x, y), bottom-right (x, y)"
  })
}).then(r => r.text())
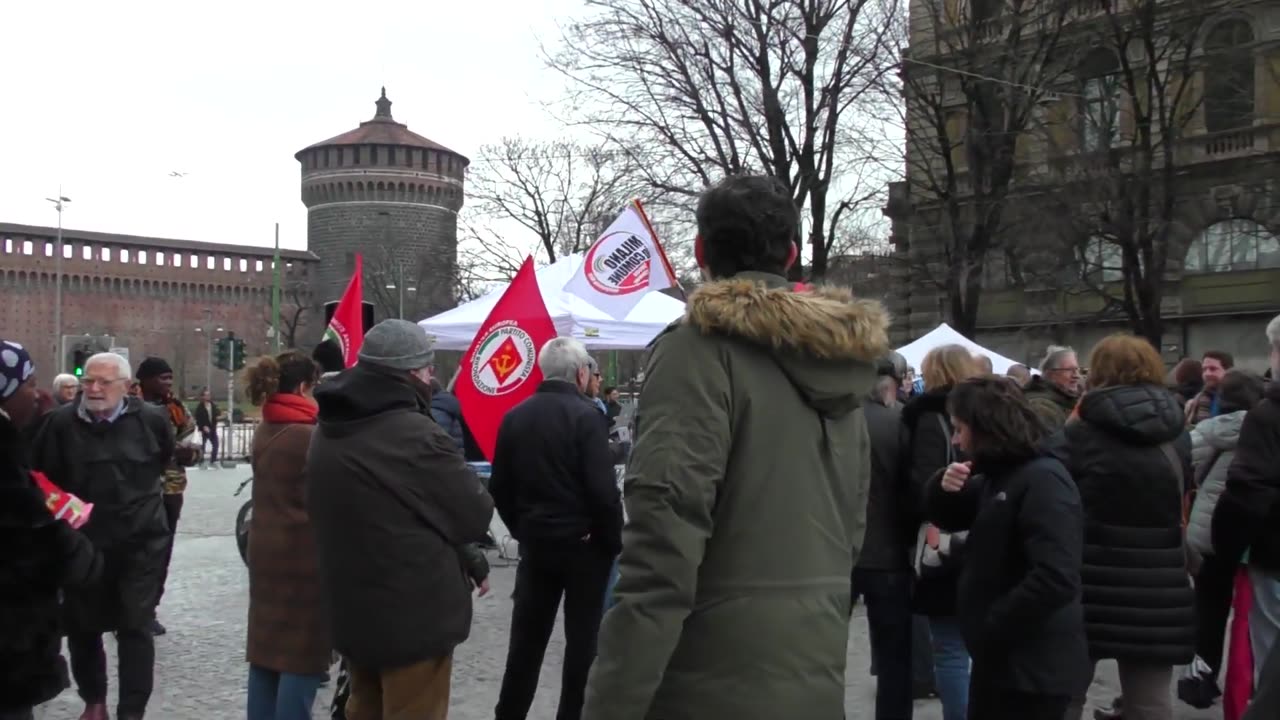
top-left (1177, 656), bottom-right (1222, 709)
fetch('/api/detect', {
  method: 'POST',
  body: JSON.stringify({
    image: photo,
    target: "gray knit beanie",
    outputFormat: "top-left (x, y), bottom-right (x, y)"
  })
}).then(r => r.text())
top-left (358, 319), bottom-right (435, 371)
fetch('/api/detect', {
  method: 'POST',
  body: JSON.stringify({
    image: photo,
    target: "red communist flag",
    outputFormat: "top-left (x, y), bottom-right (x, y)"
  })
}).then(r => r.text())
top-left (454, 256), bottom-right (558, 461)
top-left (325, 253), bottom-right (365, 368)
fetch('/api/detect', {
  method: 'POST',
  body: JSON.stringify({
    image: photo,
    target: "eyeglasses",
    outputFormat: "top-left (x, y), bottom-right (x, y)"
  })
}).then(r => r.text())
top-left (1050, 367), bottom-right (1083, 376)
top-left (81, 377), bottom-right (124, 388)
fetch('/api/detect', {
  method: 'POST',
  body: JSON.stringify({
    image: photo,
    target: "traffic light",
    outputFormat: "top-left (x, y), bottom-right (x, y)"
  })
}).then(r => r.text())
top-left (72, 349), bottom-right (89, 377)
top-left (231, 337), bottom-right (247, 371)
top-left (213, 337), bottom-right (230, 371)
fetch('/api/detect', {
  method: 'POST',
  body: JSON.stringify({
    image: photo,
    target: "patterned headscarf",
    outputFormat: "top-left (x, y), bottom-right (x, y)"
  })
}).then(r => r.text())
top-left (0, 340), bottom-right (35, 400)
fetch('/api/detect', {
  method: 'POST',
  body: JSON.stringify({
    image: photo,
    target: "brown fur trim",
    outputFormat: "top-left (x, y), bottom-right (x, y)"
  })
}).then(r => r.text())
top-left (685, 278), bottom-right (890, 361)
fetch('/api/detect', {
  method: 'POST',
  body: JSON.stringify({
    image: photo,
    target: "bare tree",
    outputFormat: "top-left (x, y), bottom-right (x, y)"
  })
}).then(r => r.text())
top-left (548, 0), bottom-right (901, 279)
top-left (452, 217), bottom-right (529, 301)
top-left (1035, 1), bottom-right (1261, 346)
top-left (269, 279), bottom-right (312, 350)
top-left (896, 0), bottom-right (1074, 337)
top-left (469, 137), bottom-right (642, 264)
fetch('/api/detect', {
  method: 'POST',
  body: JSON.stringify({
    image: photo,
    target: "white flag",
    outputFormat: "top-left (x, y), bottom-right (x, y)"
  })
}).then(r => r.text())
top-left (563, 200), bottom-right (678, 320)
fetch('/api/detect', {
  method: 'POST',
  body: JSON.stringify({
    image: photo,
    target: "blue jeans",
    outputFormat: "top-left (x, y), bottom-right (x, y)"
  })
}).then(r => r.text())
top-left (928, 616), bottom-right (970, 720)
top-left (247, 664), bottom-right (323, 720)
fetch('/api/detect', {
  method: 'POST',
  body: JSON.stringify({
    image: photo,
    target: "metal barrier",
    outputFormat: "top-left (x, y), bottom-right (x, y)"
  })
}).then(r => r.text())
top-left (213, 421), bottom-right (259, 466)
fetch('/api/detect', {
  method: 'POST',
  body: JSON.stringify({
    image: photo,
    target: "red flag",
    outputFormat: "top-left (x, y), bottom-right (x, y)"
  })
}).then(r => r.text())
top-left (325, 254), bottom-right (364, 368)
top-left (32, 470), bottom-right (94, 529)
top-left (454, 256), bottom-right (557, 460)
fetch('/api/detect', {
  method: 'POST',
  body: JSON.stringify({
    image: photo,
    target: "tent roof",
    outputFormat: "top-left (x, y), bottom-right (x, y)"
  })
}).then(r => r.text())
top-left (895, 323), bottom-right (1029, 376)
top-left (418, 253), bottom-right (685, 351)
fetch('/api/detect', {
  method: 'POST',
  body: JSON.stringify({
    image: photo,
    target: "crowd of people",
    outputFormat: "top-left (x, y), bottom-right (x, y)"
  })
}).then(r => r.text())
top-left (0, 173), bottom-right (1278, 720)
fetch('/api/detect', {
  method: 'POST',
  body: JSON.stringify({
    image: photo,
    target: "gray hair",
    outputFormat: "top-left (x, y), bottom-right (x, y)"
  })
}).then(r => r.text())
top-left (1040, 345), bottom-right (1075, 372)
top-left (1267, 314), bottom-right (1280, 350)
top-left (538, 337), bottom-right (591, 383)
top-left (84, 352), bottom-right (131, 381)
top-left (52, 373), bottom-right (79, 390)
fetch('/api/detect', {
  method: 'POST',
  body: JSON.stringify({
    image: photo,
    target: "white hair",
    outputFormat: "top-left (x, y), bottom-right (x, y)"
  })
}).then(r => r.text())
top-left (52, 373), bottom-right (79, 389)
top-left (538, 337), bottom-right (591, 383)
top-left (1267, 314), bottom-right (1280, 350)
top-left (84, 352), bottom-right (131, 381)
top-left (1040, 345), bottom-right (1075, 373)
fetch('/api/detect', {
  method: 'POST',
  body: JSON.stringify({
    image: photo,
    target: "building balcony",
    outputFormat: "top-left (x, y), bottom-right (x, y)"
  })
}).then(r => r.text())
top-left (1178, 124), bottom-right (1277, 165)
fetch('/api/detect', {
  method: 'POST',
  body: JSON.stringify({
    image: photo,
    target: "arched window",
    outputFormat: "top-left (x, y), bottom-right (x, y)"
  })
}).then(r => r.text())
top-left (1080, 236), bottom-right (1124, 282)
top-left (1080, 50), bottom-right (1121, 151)
top-left (1204, 18), bottom-right (1255, 132)
top-left (1184, 219), bottom-right (1280, 273)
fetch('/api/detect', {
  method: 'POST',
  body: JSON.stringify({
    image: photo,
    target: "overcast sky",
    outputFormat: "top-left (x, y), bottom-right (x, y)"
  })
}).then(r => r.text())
top-left (0, 0), bottom-right (584, 251)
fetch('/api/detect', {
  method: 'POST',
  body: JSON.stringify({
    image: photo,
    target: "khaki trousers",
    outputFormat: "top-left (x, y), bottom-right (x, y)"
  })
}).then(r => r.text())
top-left (345, 654), bottom-right (452, 720)
top-left (1065, 662), bottom-right (1173, 720)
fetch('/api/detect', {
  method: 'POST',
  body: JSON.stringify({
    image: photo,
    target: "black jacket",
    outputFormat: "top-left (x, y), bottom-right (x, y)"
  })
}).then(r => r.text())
top-left (926, 453), bottom-right (1090, 697)
top-left (1046, 383), bottom-right (1195, 664)
top-left (0, 412), bottom-right (102, 711)
top-left (901, 386), bottom-right (965, 615)
top-left (308, 365), bottom-right (494, 671)
top-left (193, 400), bottom-right (219, 431)
top-left (28, 397), bottom-right (173, 634)
top-left (490, 380), bottom-right (623, 555)
top-left (428, 390), bottom-right (466, 452)
top-left (1212, 379), bottom-right (1280, 572)
top-left (857, 395), bottom-right (912, 571)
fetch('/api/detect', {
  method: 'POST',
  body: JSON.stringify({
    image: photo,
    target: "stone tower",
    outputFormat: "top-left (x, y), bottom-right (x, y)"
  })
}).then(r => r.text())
top-left (297, 87), bottom-right (468, 322)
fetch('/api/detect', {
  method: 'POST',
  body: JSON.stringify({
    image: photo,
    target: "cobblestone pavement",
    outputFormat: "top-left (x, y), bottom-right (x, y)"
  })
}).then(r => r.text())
top-left (42, 467), bottom-right (1220, 719)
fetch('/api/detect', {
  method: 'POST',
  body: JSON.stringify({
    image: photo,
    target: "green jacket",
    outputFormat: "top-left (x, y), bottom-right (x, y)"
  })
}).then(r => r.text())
top-left (582, 273), bottom-right (888, 720)
top-left (1023, 375), bottom-right (1078, 432)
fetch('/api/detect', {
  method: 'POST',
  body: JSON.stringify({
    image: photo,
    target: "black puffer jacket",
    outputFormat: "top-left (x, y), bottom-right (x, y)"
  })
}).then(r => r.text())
top-left (0, 412), bottom-right (102, 712)
top-left (1046, 383), bottom-right (1195, 664)
top-left (926, 453), bottom-right (1091, 697)
top-left (901, 387), bottom-right (966, 616)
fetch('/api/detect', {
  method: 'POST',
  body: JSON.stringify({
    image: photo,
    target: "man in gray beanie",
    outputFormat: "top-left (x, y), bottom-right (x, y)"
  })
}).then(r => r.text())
top-left (306, 319), bottom-right (494, 719)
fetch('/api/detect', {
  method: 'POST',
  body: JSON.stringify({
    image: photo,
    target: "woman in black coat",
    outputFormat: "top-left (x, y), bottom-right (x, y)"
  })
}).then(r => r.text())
top-left (925, 377), bottom-right (1090, 719)
top-left (1047, 334), bottom-right (1195, 720)
top-left (0, 339), bottom-right (102, 720)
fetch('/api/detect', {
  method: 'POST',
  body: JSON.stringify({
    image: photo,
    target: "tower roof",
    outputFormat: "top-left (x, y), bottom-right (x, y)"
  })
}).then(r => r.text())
top-left (296, 87), bottom-right (466, 161)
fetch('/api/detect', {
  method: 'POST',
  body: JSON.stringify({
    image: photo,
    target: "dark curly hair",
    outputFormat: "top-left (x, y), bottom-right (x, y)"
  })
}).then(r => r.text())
top-left (947, 377), bottom-right (1046, 465)
top-left (1219, 369), bottom-right (1265, 414)
top-left (245, 351), bottom-right (319, 406)
top-left (696, 174), bottom-right (798, 279)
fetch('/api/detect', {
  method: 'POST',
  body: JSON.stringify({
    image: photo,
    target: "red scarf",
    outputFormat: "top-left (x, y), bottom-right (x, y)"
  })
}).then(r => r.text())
top-left (262, 393), bottom-right (318, 425)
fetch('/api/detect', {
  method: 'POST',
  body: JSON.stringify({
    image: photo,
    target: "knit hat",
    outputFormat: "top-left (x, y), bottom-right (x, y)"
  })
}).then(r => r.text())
top-left (358, 319), bottom-right (435, 371)
top-left (136, 357), bottom-right (174, 380)
top-left (0, 339), bottom-right (35, 400)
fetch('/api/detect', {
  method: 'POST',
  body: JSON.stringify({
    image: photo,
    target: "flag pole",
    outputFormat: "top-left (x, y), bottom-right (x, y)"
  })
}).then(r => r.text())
top-left (271, 222), bottom-right (282, 353)
top-left (631, 199), bottom-right (685, 300)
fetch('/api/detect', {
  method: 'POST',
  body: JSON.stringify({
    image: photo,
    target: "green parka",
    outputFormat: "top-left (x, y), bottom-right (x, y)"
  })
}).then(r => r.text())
top-left (582, 273), bottom-right (888, 720)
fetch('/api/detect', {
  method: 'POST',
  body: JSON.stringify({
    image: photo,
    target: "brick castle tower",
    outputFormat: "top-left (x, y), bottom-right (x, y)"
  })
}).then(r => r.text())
top-left (296, 87), bottom-right (468, 322)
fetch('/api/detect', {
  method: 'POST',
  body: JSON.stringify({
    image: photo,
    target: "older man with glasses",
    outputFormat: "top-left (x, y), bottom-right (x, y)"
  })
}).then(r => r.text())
top-left (52, 373), bottom-right (80, 405)
top-left (1024, 345), bottom-right (1083, 431)
top-left (29, 352), bottom-right (176, 720)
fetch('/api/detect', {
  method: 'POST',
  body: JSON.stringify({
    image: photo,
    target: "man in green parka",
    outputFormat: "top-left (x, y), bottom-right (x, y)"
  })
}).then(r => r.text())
top-left (582, 175), bottom-right (889, 720)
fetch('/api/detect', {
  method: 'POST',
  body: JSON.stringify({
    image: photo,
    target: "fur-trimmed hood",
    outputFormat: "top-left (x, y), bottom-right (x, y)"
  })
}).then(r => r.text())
top-left (683, 272), bottom-right (890, 418)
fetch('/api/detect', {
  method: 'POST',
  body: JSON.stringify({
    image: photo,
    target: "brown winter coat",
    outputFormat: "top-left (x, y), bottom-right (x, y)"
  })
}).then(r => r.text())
top-left (246, 415), bottom-right (331, 675)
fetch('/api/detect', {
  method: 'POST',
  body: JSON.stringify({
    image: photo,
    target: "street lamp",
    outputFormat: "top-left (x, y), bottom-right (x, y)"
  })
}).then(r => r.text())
top-left (384, 260), bottom-right (417, 319)
top-left (46, 191), bottom-right (71, 370)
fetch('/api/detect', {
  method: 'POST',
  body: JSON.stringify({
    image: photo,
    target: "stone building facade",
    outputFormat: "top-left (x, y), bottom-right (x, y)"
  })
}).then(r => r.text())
top-left (296, 88), bottom-right (468, 322)
top-left (886, 0), bottom-right (1280, 370)
top-left (0, 222), bottom-right (317, 397)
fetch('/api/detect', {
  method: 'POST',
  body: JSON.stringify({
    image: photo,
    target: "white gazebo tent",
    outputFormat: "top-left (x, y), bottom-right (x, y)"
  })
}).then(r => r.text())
top-left (418, 253), bottom-right (686, 351)
top-left (895, 323), bottom-right (1028, 375)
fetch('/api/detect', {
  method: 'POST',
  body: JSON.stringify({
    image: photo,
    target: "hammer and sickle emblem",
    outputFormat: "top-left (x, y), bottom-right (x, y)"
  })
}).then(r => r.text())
top-left (493, 352), bottom-right (517, 378)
